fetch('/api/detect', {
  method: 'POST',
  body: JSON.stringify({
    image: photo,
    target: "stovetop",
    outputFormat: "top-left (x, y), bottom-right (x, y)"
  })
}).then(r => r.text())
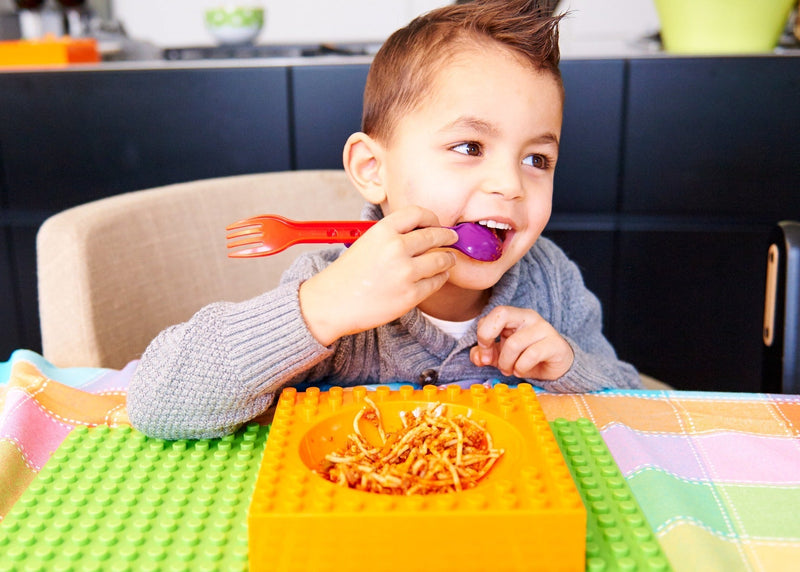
top-left (162, 43), bottom-right (379, 61)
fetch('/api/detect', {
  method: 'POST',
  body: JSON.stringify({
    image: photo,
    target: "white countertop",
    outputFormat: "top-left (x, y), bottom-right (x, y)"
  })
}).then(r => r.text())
top-left (1, 44), bottom-right (798, 75)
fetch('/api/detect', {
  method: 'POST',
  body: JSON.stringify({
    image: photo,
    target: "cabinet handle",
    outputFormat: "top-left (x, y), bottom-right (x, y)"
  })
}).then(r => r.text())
top-left (764, 243), bottom-right (779, 347)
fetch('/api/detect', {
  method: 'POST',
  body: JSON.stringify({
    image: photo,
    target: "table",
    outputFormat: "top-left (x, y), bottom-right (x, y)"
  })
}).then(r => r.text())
top-left (2, 349), bottom-right (799, 571)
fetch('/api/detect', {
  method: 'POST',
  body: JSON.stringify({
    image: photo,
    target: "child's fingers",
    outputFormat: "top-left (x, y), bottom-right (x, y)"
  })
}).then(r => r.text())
top-left (398, 250), bottom-right (455, 301)
top-left (495, 329), bottom-right (541, 375)
top-left (506, 336), bottom-right (553, 377)
top-left (473, 306), bottom-right (573, 379)
top-left (381, 207), bottom-right (459, 253)
top-left (414, 250), bottom-right (457, 278)
top-left (503, 332), bottom-right (574, 380)
top-left (511, 342), bottom-right (546, 376)
top-left (475, 306), bottom-right (528, 348)
top-left (414, 269), bottom-right (452, 300)
top-left (406, 226), bottom-right (460, 255)
top-left (470, 344), bottom-right (496, 367)
top-left (496, 325), bottom-right (564, 374)
top-left (383, 205), bottom-right (442, 234)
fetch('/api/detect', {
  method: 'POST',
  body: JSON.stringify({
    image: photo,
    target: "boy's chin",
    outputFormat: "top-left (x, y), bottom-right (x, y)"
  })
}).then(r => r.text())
top-left (447, 262), bottom-right (507, 290)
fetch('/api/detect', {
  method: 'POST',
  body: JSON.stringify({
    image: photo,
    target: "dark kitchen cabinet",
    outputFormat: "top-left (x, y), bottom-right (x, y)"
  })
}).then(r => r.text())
top-left (8, 226), bottom-right (38, 350)
top-left (555, 59), bottom-right (624, 214)
top-left (614, 226), bottom-right (768, 392)
top-left (0, 67), bottom-right (292, 211)
top-left (292, 64), bottom-right (370, 169)
top-left (0, 226), bottom-right (21, 353)
top-left (0, 65), bottom-right (293, 356)
top-left (622, 57), bottom-right (800, 219)
top-left (612, 56), bottom-right (800, 391)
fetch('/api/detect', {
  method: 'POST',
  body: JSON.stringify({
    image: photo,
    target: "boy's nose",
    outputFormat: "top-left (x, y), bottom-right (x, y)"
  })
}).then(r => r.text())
top-left (481, 161), bottom-right (524, 200)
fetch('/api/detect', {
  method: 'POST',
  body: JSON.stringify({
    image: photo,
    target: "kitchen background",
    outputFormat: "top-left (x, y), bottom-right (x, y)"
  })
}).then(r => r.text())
top-left (0, 1), bottom-right (798, 393)
top-left (0, 0), bottom-right (664, 58)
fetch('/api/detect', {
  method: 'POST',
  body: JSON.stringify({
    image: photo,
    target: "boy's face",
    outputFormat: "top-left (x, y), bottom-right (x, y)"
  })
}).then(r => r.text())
top-left (376, 43), bottom-right (563, 291)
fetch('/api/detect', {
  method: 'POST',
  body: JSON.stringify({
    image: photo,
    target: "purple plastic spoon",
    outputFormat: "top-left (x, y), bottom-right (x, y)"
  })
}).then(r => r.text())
top-left (449, 222), bottom-right (504, 261)
top-left (226, 216), bottom-right (504, 261)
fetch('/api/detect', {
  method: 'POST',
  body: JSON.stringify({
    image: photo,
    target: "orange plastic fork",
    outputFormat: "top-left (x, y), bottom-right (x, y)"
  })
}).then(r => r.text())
top-left (226, 215), bottom-right (375, 257)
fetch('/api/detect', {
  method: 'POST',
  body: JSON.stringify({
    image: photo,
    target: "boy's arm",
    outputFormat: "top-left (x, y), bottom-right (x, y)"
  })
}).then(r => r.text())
top-left (128, 208), bottom-right (457, 440)
top-left (552, 334), bottom-right (642, 391)
top-left (299, 206), bottom-right (457, 345)
top-left (471, 240), bottom-right (641, 391)
top-left (127, 269), bottom-right (337, 441)
top-left (535, 243), bottom-right (642, 391)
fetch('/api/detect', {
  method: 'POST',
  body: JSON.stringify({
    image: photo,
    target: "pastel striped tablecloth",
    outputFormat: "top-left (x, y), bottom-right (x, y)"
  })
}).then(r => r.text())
top-left (2, 349), bottom-right (799, 571)
top-left (537, 391), bottom-right (800, 571)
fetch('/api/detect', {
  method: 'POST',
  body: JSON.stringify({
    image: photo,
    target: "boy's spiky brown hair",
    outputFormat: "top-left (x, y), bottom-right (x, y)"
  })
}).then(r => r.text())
top-left (362, 0), bottom-right (564, 143)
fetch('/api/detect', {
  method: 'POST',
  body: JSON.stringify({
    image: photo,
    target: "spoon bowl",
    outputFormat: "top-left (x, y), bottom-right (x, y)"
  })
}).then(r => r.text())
top-left (449, 222), bottom-right (503, 262)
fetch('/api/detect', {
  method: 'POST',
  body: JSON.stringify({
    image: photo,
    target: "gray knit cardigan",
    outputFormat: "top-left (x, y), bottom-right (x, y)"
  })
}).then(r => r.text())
top-left (127, 235), bottom-right (641, 439)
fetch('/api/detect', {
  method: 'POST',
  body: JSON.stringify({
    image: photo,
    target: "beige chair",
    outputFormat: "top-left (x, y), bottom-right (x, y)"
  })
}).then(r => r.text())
top-left (37, 170), bottom-right (364, 369)
top-left (36, 168), bottom-right (670, 390)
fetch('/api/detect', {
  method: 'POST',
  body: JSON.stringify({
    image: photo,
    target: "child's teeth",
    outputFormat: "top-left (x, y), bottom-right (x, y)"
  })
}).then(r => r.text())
top-left (478, 219), bottom-right (511, 230)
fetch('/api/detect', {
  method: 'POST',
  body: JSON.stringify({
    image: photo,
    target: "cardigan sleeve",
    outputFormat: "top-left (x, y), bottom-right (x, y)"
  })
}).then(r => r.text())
top-left (126, 250), bottom-right (344, 440)
top-left (522, 239), bottom-right (642, 392)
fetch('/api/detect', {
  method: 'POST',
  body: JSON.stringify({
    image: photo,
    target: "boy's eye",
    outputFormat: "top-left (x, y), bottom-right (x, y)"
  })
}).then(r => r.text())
top-left (452, 142), bottom-right (482, 156)
top-left (523, 154), bottom-right (550, 169)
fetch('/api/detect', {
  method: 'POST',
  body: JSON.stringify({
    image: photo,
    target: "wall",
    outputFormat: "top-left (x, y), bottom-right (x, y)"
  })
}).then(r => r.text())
top-left (110, 0), bottom-right (451, 48)
top-left (2, 0), bottom-right (665, 57)
top-left (555, 0), bottom-right (661, 57)
top-left (110, 0), bottom-right (663, 51)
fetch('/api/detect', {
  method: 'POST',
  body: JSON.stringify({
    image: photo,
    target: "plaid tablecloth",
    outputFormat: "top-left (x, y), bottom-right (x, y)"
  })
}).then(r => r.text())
top-left (2, 349), bottom-right (799, 571)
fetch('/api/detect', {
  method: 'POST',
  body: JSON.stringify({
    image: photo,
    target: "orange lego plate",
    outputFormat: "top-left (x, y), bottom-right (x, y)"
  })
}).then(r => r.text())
top-left (248, 383), bottom-right (587, 572)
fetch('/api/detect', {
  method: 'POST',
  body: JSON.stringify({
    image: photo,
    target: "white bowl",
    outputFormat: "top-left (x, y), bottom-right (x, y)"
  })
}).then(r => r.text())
top-left (205, 6), bottom-right (265, 46)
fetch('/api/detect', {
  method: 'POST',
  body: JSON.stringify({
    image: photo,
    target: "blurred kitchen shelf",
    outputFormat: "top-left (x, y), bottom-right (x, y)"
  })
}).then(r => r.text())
top-left (162, 42), bottom-right (381, 61)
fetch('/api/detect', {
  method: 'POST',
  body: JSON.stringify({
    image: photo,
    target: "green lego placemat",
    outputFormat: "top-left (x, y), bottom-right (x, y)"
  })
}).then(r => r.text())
top-left (0, 418), bottom-right (670, 572)
top-left (552, 418), bottom-right (672, 572)
top-left (0, 423), bottom-right (269, 572)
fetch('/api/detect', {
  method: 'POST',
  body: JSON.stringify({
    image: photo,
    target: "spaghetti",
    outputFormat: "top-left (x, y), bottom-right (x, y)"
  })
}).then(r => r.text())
top-left (317, 396), bottom-right (504, 495)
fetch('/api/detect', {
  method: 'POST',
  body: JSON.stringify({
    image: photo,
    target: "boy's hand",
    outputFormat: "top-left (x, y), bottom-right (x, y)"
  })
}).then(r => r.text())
top-left (299, 206), bottom-right (458, 346)
top-left (470, 306), bottom-right (574, 380)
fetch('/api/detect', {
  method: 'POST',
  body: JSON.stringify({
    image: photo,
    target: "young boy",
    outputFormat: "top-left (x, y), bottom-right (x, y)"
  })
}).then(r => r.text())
top-left (127, 0), bottom-right (642, 440)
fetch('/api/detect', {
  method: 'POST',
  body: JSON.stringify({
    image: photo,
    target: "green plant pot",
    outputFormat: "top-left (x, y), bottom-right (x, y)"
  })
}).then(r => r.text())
top-left (654, 0), bottom-right (795, 54)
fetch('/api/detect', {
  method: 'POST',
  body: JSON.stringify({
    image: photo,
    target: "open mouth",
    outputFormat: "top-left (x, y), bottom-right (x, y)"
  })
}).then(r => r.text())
top-left (476, 219), bottom-right (512, 243)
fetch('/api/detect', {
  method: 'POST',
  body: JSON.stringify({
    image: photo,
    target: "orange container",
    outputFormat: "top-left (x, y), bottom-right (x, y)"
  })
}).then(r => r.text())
top-left (0, 36), bottom-right (99, 67)
top-left (249, 383), bottom-right (587, 572)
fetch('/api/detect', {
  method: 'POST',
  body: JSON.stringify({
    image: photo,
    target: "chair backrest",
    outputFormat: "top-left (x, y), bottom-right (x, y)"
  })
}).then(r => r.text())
top-left (37, 170), bottom-right (364, 369)
top-left (763, 220), bottom-right (800, 393)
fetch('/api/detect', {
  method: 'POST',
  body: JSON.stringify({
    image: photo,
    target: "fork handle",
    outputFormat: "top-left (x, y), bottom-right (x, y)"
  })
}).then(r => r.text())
top-left (288, 220), bottom-right (376, 244)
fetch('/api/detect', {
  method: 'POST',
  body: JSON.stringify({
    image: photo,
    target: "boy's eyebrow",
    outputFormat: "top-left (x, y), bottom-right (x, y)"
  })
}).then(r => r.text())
top-left (441, 116), bottom-right (500, 136)
top-left (441, 115), bottom-right (560, 148)
top-left (529, 132), bottom-right (560, 149)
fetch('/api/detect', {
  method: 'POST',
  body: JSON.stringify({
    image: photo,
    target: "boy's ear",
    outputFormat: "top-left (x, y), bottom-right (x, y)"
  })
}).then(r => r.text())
top-left (342, 132), bottom-right (386, 204)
